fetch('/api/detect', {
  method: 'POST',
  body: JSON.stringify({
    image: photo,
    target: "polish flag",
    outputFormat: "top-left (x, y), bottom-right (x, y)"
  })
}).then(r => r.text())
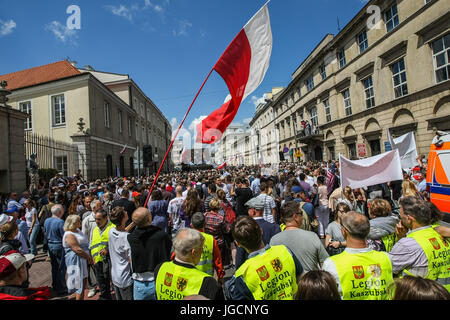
top-left (218, 162), bottom-right (227, 170)
top-left (120, 144), bottom-right (127, 155)
top-left (196, 3), bottom-right (272, 144)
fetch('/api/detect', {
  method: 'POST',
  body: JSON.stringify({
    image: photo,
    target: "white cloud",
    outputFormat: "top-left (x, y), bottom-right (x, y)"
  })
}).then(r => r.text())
top-left (242, 118), bottom-right (252, 124)
top-left (172, 19), bottom-right (192, 37)
top-left (251, 93), bottom-right (268, 109)
top-left (0, 19), bottom-right (16, 36)
top-left (189, 115), bottom-right (207, 132)
top-left (45, 21), bottom-right (78, 43)
top-left (143, 0), bottom-right (165, 14)
top-left (104, 4), bottom-right (137, 21)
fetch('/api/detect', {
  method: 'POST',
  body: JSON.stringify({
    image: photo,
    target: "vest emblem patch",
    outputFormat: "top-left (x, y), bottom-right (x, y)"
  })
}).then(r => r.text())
top-left (352, 265), bottom-right (365, 279)
top-left (368, 264), bottom-right (381, 278)
top-left (429, 238), bottom-right (441, 250)
top-left (164, 272), bottom-right (173, 287)
top-left (177, 277), bottom-right (188, 291)
top-left (271, 258), bottom-right (283, 272)
top-left (256, 265), bottom-right (270, 281)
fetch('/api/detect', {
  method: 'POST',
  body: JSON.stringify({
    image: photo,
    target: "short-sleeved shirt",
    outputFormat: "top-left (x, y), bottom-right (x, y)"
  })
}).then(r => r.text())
top-left (325, 221), bottom-right (345, 242)
top-left (256, 194), bottom-right (276, 224)
top-left (44, 217), bottom-right (65, 244)
top-left (108, 227), bottom-right (133, 289)
top-left (269, 229), bottom-right (329, 272)
top-left (167, 197), bottom-right (184, 232)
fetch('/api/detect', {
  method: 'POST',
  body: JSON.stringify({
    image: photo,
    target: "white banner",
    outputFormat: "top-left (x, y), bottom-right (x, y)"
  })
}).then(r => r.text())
top-left (339, 149), bottom-right (403, 189)
top-left (387, 130), bottom-right (418, 169)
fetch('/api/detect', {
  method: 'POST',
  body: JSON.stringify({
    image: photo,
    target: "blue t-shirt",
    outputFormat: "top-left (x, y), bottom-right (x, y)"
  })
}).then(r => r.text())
top-left (44, 217), bottom-right (65, 244)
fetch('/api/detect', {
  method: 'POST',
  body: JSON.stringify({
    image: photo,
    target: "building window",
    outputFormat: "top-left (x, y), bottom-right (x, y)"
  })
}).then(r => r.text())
top-left (385, 3), bottom-right (399, 32)
top-left (55, 155), bottom-right (68, 176)
top-left (52, 94), bottom-right (65, 126)
top-left (324, 99), bottom-right (331, 123)
top-left (297, 87), bottom-right (301, 100)
top-left (320, 65), bottom-right (327, 80)
top-left (391, 57), bottom-right (408, 98)
top-left (118, 110), bottom-right (123, 133)
top-left (19, 101), bottom-right (32, 130)
top-left (343, 89), bottom-right (352, 116)
top-left (363, 76), bottom-right (375, 109)
top-left (310, 106), bottom-right (318, 128)
top-left (128, 117), bottom-right (132, 137)
top-left (432, 33), bottom-right (450, 83)
top-left (357, 30), bottom-right (368, 53)
top-left (291, 93), bottom-right (295, 105)
top-left (305, 75), bottom-right (314, 92)
top-left (338, 49), bottom-right (346, 68)
top-left (348, 143), bottom-right (357, 159)
top-left (104, 102), bottom-right (111, 128)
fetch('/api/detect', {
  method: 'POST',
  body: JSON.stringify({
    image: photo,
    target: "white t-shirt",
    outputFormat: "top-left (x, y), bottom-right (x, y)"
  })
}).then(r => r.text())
top-left (108, 227), bottom-right (133, 289)
top-left (25, 207), bottom-right (38, 228)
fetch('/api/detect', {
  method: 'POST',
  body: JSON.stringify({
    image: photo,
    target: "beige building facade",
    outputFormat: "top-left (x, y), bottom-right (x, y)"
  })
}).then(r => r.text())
top-left (252, 0), bottom-right (450, 163)
top-left (79, 68), bottom-right (173, 174)
top-left (2, 60), bottom-right (172, 180)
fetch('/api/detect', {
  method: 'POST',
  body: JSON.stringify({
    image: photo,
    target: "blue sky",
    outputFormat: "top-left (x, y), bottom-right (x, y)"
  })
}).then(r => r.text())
top-left (0, 0), bottom-right (367, 140)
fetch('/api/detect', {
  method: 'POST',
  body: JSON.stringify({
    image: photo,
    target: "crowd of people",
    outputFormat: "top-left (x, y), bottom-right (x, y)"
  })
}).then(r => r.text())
top-left (0, 159), bottom-right (449, 300)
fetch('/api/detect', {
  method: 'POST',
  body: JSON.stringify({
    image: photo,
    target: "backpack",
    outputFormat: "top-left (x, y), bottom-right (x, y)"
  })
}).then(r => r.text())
top-left (298, 202), bottom-right (319, 233)
top-left (222, 202), bottom-right (236, 225)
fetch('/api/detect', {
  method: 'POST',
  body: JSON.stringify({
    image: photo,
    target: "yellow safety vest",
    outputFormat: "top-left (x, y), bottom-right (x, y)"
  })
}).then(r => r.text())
top-left (329, 250), bottom-right (394, 300)
top-left (196, 232), bottom-right (214, 276)
top-left (234, 245), bottom-right (298, 300)
top-left (405, 227), bottom-right (450, 292)
top-left (156, 261), bottom-right (210, 300)
top-left (381, 233), bottom-right (397, 253)
top-left (90, 221), bottom-right (115, 264)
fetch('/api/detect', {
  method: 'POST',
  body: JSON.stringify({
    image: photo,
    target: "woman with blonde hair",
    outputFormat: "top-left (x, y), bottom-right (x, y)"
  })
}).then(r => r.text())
top-left (401, 180), bottom-right (420, 198)
top-left (63, 214), bottom-right (92, 300)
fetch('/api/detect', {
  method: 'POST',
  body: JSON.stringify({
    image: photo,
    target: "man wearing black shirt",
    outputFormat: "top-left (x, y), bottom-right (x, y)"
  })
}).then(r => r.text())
top-left (231, 178), bottom-right (253, 216)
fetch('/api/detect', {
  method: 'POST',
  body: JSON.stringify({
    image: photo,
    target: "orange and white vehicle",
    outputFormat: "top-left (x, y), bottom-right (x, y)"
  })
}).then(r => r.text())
top-left (426, 131), bottom-right (450, 221)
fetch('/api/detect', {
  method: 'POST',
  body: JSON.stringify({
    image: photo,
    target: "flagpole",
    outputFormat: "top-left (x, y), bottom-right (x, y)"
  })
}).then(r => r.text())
top-left (143, 67), bottom-right (215, 208)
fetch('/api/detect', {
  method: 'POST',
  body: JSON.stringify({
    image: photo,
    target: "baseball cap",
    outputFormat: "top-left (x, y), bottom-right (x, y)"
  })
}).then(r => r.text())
top-left (245, 197), bottom-right (265, 210)
top-left (0, 214), bottom-right (13, 226)
top-left (291, 186), bottom-right (304, 194)
top-left (0, 250), bottom-right (34, 278)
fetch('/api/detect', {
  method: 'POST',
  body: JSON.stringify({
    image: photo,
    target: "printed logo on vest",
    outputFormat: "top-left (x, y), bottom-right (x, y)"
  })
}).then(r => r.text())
top-left (368, 264), bottom-right (381, 278)
top-left (177, 277), bottom-right (188, 291)
top-left (256, 266), bottom-right (270, 281)
top-left (429, 238), bottom-right (441, 250)
top-left (164, 272), bottom-right (173, 287)
top-left (352, 266), bottom-right (365, 279)
top-left (271, 258), bottom-right (283, 272)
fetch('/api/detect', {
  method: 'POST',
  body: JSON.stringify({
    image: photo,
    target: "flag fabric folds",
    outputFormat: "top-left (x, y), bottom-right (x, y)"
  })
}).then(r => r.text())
top-left (387, 130), bottom-right (418, 169)
top-left (120, 144), bottom-right (127, 155)
top-left (218, 162), bottom-right (227, 170)
top-left (327, 163), bottom-right (336, 194)
top-left (339, 150), bottom-right (403, 189)
top-left (196, 3), bottom-right (272, 144)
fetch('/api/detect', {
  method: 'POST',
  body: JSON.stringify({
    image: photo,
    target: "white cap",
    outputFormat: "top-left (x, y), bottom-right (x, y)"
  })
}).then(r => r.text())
top-left (0, 213), bottom-right (13, 226)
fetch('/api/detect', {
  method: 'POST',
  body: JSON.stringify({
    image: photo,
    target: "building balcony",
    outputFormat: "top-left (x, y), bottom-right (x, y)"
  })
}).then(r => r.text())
top-left (296, 126), bottom-right (323, 143)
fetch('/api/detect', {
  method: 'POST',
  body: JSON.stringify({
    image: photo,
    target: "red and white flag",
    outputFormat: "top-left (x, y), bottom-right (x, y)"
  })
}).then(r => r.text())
top-left (196, 3), bottom-right (272, 144)
top-left (120, 144), bottom-right (127, 155)
top-left (218, 162), bottom-right (227, 170)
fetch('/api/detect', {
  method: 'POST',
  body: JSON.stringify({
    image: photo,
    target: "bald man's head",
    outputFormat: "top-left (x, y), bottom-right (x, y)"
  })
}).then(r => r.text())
top-left (341, 211), bottom-right (370, 240)
top-left (132, 207), bottom-right (152, 228)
